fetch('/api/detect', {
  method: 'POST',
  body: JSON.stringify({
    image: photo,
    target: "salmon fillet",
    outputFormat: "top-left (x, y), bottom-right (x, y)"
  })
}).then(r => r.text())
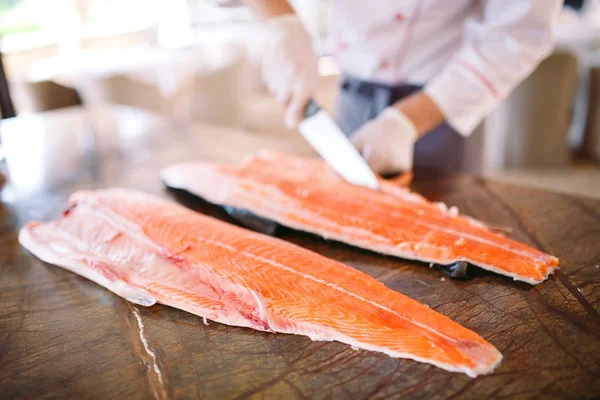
top-left (161, 151), bottom-right (559, 284)
top-left (19, 189), bottom-right (501, 377)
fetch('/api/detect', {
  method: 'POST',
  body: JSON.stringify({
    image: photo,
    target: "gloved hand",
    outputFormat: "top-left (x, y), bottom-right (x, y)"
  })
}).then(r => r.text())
top-left (351, 107), bottom-right (419, 175)
top-left (261, 14), bottom-right (319, 128)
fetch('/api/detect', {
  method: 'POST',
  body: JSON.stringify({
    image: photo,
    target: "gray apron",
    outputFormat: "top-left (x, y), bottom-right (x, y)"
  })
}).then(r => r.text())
top-left (335, 74), bottom-right (484, 174)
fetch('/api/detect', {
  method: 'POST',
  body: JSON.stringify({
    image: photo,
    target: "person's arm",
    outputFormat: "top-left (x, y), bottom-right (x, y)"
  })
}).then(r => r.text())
top-left (392, 92), bottom-right (444, 139)
top-left (352, 0), bottom-right (563, 174)
top-left (239, 0), bottom-right (318, 128)
top-left (421, 0), bottom-right (563, 136)
top-left (240, 0), bottom-right (294, 20)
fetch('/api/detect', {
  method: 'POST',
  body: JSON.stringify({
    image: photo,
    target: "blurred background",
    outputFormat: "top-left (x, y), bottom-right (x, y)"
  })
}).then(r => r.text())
top-left (0, 0), bottom-right (598, 198)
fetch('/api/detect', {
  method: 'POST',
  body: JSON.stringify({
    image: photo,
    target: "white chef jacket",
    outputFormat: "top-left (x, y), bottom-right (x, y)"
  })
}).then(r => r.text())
top-left (331, 0), bottom-right (563, 136)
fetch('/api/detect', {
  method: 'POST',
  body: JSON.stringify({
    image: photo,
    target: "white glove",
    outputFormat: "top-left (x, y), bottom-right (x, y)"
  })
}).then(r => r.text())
top-left (351, 107), bottom-right (418, 175)
top-left (262, 14), bottom-right (319, 128)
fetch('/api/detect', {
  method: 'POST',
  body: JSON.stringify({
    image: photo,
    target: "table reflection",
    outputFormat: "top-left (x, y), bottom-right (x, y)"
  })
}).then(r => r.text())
top-left (0, 104), bottom-right (317, 205)
top-left (0, 106), bottom-right (168, 199)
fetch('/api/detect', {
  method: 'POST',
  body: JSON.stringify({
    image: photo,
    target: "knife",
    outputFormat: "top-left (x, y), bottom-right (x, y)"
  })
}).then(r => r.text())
top-left (298, 99), bottom-right (380, 190)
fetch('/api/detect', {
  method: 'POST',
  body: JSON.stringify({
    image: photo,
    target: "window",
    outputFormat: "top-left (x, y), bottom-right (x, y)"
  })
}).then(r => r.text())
top-left (80, 0), bottom-right (158, 34)
top-left (0, 0), bottom-right (334, 54)
top-left (0, 0), bottom-right (45, 36)
top-left (0, 0), bottom-right (160, 52)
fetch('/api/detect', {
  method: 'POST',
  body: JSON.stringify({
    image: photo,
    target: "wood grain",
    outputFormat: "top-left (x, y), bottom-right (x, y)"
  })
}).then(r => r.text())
top-left (0, 106), bottom-right (599, 399)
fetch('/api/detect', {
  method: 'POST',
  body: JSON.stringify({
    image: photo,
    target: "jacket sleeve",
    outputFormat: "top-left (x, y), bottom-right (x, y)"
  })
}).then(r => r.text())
top-left (423, 0), bottom-right (563, 136)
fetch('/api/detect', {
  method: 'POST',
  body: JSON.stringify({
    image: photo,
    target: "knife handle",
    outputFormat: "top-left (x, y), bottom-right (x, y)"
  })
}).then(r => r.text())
top-left (303, 99), bottom-right (321, 120)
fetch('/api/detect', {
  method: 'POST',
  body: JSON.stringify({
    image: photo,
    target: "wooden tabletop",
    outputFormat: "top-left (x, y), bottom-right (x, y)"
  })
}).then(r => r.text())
top-left (1, 106), bottom-right (599, 399)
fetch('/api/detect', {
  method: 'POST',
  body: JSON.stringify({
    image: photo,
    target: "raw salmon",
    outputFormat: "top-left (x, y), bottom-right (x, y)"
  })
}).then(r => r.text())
top-left (19, 189), bottom-right (501, 377)
top-left (161, 151), bottom-right (559, 284)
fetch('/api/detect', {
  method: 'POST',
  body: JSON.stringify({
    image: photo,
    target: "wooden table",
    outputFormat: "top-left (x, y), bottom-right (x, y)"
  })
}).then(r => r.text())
top-left (1, 106), bottom-right (599, 399)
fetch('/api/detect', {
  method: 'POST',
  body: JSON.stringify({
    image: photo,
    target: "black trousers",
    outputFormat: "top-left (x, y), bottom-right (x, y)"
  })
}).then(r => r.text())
top-left (334, 74), bottom-right (484, 173)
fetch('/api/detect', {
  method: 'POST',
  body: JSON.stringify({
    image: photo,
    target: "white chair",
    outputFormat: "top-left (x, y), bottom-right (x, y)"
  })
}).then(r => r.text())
top-left (484, 50), bottom-right (579, 171)
top-left (582, 54), bottom-right (600, 162)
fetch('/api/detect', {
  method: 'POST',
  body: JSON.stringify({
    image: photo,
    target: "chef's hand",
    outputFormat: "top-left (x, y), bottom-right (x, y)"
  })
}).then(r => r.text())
top-left (261, 14), bottom-right (319, 128)
top-left (351, 107), bottom-right (418, 175)
top-left (352, 92), bottom-right (446, 174)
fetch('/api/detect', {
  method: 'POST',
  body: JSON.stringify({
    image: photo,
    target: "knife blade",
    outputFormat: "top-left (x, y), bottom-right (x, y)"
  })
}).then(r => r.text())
top-left (298, 99), bottom-right (379, 190)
